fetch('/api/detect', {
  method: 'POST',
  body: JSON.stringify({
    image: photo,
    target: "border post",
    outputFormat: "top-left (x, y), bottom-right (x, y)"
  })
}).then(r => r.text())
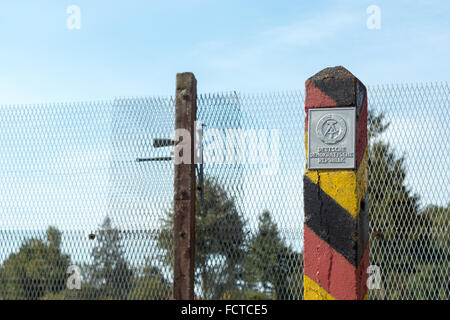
top-left (173, 72), bottom-right (197, 300)
top-left (303, 66), bottom-right (369, 300)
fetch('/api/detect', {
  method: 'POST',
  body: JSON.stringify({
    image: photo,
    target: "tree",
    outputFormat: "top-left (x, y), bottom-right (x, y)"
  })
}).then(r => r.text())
top-left (127, 259), bottom-right (171, 300)
top-left (408, 204), bottom-right (450, 300)
top-left (85, 217), bottom-right (133, 300)
top-left (156, 177), bottom-right (246, 299)
top-left (0, 227), bottom-right (71, 300)
top-left (367, 110), bottom-right (441, 299)
top-left (421, 205), bottom-right (449, 253)
top-left (244, 210), bottom-right (303, 300)
top-left (220, 288), bottom-right (272, 300)
top-left (405, 263), bottom-right (448, 300)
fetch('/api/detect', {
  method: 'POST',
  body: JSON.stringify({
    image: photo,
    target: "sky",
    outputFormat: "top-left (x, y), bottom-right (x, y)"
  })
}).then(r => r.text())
top-left (0, 1), bottom-right (449, 262)
top-left (0, 0), bottom-right (449, 104)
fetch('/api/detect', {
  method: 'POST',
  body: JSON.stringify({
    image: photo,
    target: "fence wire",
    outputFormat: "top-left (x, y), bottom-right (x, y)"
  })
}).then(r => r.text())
top-left (0, 82), bottom-right (448, 300)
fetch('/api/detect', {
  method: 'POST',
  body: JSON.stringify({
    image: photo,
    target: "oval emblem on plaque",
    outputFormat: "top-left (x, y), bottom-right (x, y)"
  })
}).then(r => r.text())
top-left (316, 114), bottom-right (347, 145)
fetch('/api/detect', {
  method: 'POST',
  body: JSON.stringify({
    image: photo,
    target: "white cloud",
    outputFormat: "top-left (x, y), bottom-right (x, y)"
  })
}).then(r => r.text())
top-left (261, 11), bottom-right (359, 47)
top-left (188, 9), bottom-right (361, 91)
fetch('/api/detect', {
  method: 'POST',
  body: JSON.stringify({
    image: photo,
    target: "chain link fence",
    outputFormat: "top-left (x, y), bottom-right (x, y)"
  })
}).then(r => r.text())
top-left (0, 82), bottom-right (448, 300)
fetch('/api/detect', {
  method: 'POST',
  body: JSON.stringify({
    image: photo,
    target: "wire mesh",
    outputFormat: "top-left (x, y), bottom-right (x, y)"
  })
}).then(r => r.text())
top-left (367, 83), bottom-right (449, 300)
top-left (0, 82), bottom-right (448, 300)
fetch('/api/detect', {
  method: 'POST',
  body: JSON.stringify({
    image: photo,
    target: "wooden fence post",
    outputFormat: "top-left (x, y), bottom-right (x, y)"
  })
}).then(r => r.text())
top-left (173, 72), bottom-right (197, 300)
top-left (303, 66), bottom-right (370, 300)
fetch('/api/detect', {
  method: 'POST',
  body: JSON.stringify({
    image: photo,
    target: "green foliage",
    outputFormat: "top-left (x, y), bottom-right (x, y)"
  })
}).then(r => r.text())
top-left (405, 263), bottom-right (449, 300)
top-left (245, 211), bottom-right (303, 300)
top-left (368, 110), bottom-right (447, 299)
top-left (127, 263), bottom-right (171, 300)
top-left (0, 227), bottom-right (71, 300)
top-left (85, 217), bottom-right (133, 300)
top-left (369, 141), bottom-right (422, 264)
top-left (421, 205), bottom-right (449, 252)
top-left (157, 178), bottom-right (246, 299)
top-left (369, 111), bottom-right (424, 298)
top-left (221, 288), bottom-right (272, 300)
top-left (156, 177), bottom-right (304, 300)
top-left (368, 109), bottom-right (389, 141)
top-left (40, 289), bottom-right (80, 300)
top-left (39, 283), bottom-right (111, 300)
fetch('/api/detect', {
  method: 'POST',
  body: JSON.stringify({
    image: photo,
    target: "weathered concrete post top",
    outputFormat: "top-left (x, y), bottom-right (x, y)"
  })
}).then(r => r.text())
top-left (303, 66), bottom-right (369, 300)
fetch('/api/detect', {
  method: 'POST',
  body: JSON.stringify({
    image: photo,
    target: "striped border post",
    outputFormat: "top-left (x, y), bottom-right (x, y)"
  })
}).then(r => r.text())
top-left (303, 66), bottom-right (369, 300)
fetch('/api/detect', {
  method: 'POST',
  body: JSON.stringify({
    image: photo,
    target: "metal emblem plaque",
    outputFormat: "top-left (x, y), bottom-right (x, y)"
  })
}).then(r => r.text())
top-left (308, 107), bottom-right (356, 170)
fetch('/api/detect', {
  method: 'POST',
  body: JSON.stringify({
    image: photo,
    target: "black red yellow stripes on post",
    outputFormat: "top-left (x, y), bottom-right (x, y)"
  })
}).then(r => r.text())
top-left (303, 66), bottom-right (369, 300)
